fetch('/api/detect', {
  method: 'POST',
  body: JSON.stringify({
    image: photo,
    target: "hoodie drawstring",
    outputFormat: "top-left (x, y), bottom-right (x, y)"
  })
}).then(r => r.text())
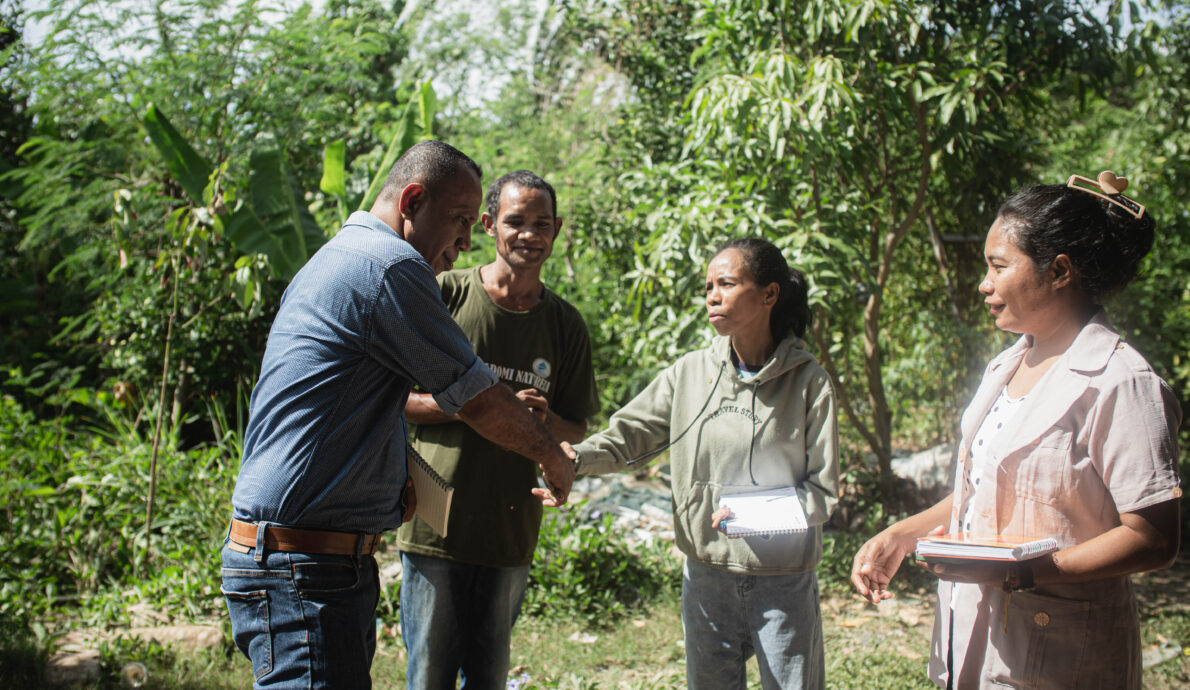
top-left (747, 383), bottom-right (759, 485)
top-left (624, 362), bottom-right (726, 466)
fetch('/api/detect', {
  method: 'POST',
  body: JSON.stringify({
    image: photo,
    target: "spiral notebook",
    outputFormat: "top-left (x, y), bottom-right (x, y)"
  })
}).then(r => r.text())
top-left (407, 445), bottom-right (455, 538)
top-left (717, 486), bottom-right (808, 538)
top-left (915, 533), bottom-right (1058, 563)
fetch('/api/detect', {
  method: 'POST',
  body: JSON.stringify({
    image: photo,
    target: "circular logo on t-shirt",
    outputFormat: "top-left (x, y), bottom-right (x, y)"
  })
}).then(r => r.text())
top-left (532, 358), bottom-right (551, 379)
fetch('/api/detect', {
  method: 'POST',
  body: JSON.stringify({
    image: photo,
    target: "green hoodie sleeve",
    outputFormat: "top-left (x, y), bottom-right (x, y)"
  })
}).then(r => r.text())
top-left (801, 369), bottom-right (840, 526)
top-left (572, 363), bottom-right (676, 475)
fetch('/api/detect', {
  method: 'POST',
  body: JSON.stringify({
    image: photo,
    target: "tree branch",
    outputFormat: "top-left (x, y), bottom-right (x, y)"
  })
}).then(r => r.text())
top-left (810, 305), bottom-right (882, 456)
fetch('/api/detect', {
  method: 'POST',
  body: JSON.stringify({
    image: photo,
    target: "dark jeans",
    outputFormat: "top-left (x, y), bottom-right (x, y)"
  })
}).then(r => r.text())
top-left (221, 542), bottom-right (380, 689)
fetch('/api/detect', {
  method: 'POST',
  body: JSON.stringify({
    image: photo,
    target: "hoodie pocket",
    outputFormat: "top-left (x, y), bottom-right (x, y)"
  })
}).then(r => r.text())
top-left (678, 481), bottom-right (818, 573)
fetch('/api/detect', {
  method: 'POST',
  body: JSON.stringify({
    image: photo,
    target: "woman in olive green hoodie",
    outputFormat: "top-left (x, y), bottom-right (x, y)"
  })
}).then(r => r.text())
top-left (568, 238), bottom-right (839, 690)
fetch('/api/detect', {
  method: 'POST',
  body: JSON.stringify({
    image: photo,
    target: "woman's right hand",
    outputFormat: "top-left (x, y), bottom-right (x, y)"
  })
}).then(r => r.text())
top-left (851, 494), bottom-right (953, 604)
top-left (850, 525), bottom-right (920, 604)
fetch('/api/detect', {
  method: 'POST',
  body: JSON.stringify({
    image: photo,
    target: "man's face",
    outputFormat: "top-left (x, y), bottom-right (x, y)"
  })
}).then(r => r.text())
top-left (404, 167), bottom-right (483, 274)
top-left (482, 184), bottom-right (560, 271)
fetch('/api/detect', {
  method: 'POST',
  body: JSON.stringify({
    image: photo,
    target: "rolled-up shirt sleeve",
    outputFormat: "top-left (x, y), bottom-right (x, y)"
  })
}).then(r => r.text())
top-left (1092, 371), bottom-right (1182, 514)
top-left (433, 357), bottom-right (499, 416)
top-left (368, 256), bottom-right (498, 413)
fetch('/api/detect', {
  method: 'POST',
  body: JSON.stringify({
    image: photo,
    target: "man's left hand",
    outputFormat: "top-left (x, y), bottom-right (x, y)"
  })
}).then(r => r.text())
top-left (400, 477), bottom-right (418, 523)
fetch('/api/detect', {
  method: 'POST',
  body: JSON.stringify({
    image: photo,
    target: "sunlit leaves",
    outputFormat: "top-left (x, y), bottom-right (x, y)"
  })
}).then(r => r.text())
top-left (590, 0), bottom-right (1127, 465)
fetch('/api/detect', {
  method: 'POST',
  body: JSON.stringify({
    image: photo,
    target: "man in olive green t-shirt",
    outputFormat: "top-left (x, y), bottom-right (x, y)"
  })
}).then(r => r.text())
top-left (397, 170), bottom-right (599, 689)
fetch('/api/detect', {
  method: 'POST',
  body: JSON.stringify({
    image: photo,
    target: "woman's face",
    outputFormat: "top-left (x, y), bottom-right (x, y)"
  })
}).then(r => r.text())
top-left (705, 249), bottom-right (775, 340)
top-left (979, 217), bottom-right (1061, 335)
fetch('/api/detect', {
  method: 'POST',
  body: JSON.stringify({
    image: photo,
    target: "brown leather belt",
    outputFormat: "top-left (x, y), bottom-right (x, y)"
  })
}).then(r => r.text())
top-left (228, 518), bottom-right (381, 556)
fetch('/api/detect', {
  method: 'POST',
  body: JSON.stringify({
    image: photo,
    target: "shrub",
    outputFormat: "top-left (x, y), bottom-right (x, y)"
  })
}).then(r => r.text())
top-left (0, 392), bottom-right (236, 627)
top-left (523, 503), bottom-right (681, 626)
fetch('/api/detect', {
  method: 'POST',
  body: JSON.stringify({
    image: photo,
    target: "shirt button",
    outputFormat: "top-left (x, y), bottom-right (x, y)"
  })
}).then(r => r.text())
top-left (1034, 611), bottom-right (1051, 627)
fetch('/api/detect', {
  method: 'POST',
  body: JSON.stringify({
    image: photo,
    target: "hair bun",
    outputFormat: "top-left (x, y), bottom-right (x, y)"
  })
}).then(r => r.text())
top-left (997, 183), bottom-right (1156, 301)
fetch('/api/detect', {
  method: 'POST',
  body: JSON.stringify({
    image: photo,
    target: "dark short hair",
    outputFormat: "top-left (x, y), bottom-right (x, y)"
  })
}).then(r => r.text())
top-left (996, 183), bottom-right (1156, 301)
top-left (485, 169), bottom-right (558, 219)
top-left (379, 140), bottom-right (482, 201)
top-left (714, 237), bottom-right (812, 340)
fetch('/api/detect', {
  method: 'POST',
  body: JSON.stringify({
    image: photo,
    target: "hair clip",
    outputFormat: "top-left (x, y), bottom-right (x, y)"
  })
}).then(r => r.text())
top-left (1066, 171), bottom-right (1145, 219)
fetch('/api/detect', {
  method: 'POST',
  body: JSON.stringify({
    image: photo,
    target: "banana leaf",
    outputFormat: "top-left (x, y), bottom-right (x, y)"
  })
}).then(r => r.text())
top-left (142, 105), bottom-right (325, 282)
top-left (141, 104), bottom-right (213, 202)
top-left (320, 140), bottom-right (348, 227)
top-left (359, 81), bottom-right (438, 211)
top-left (247, 141), bottom-right (326, 280)
top-left (320, 140), bottom-right (347, 198)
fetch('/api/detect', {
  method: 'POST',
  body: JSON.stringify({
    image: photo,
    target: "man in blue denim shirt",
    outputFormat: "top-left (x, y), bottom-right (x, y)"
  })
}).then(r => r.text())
top-left (221, 141), bottom-right (577, 689)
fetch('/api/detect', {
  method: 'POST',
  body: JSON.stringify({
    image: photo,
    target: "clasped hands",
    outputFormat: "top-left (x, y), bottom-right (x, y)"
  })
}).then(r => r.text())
top-left (518, 388), bottom-right (576, 508)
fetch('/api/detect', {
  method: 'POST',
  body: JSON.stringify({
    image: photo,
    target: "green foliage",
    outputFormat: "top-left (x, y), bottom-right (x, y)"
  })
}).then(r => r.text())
top-left (1140, 607), bottom-right (1190, 687)
top-left (570, 0), bottom-right (1131, 477)
top-left (358, 81), bottom-right (438, 212)
top-left (143, 103), bottom-right (326, 282)
top-left (819, 454), bottom-right (938, 597)
top-left (2, 0), bottom-right (418, 427)
top-left (0, 613), bottom-right (46, 688)
top-left (0, 393), bottom-right (234, 626)
top-left (98, 636), bottom-right (172, 686)
top-left (1037, 7), bottom-right (1190, 411)
top-left (523, 503), bottom-right (681, 625)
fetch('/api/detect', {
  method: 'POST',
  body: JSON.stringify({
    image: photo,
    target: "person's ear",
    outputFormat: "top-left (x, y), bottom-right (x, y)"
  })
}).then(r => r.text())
top-left (481, 212), bottom-right (496, 236)
top-left (763, 282), bottom-right (780, 306)
top-left (398, 183), bottom-right (428, 220)
top-left (1049, 254), bottom-right (1075, 289)
top-left (552, 217), bottom-right (564, 238)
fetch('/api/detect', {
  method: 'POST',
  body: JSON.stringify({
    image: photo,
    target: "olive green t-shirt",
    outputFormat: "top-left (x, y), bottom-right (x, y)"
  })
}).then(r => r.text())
top-left (396, 266), bottom-right (599, 567)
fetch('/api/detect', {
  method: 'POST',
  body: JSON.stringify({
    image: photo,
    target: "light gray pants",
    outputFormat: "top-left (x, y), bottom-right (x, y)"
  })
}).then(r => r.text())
top-left (681, 558), bottom-right (825, 690)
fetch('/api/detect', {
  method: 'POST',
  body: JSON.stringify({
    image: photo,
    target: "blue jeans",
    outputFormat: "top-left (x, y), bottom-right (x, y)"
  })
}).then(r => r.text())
top-left (399, 551), bottom-right (530, 690)
top-left (681, 558), bottom-right (824, 690)
top-left (221, 542), bottom-right (380, 689)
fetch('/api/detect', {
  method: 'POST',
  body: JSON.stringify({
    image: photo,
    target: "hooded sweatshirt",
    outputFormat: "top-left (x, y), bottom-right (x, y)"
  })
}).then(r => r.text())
top-left (574, 334), bottom-right (839, 574)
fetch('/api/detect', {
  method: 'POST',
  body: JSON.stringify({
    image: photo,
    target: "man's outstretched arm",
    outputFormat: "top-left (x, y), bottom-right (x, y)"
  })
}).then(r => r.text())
top-left (455, 383), bottom-right (576, 505)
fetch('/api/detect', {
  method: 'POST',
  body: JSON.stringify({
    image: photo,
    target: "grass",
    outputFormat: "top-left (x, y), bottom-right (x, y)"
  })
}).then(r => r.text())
top-left (3, 394), bottom-right (1186, 688)
top-left (6, 568), bottom-right (1189, 689)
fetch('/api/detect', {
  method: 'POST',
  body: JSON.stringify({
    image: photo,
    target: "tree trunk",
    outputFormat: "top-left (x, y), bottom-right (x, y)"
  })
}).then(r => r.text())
top-left (926, 208), bottom-right (965, 323)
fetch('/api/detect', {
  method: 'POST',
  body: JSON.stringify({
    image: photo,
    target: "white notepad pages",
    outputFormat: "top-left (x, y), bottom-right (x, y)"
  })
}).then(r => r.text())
top-left (915, 534), bottom-right (1059, 562)
top-left (717, 486), bottom-right (808, 538)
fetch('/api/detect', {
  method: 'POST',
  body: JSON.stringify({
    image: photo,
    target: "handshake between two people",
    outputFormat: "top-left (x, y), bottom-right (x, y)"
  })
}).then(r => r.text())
top-left (401, 386), bottom-right (578, 524)
top-left (440, 382), bottom-right (581, 510)
top-left (516, 386), bottom-right (578, 509)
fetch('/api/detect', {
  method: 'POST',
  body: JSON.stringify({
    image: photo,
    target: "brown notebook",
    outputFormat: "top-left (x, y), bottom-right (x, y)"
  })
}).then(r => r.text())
top-left (407, 445), bottom-right (455, 538)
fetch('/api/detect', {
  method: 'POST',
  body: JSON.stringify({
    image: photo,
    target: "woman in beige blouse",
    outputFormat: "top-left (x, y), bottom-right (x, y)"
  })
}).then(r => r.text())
top-left (850, 172), bottom-right (1181, 689)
